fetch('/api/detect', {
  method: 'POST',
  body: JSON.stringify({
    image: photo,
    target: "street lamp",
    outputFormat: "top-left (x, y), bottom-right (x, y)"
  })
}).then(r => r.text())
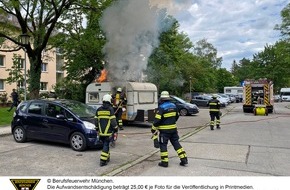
top-left (19, 34), bottom-right (30, 101)
top-left (189, 76), bottom-right (192, 100)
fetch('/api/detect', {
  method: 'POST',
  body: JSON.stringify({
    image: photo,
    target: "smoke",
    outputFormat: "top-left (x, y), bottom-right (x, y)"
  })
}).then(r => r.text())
top-left (100, 0), bottom-right (192, 82)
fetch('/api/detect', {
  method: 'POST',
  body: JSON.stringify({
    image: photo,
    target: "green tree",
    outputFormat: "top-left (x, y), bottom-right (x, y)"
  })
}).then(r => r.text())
top-left (252, 41), bottom-right (290, 91)
top-left (50, 0), bottom-right (113, 101)
top-left (5, 54), bottom-right (24, 86)
top-left (52, 0), bottom-right (113, 86)
top-left (215, 68), bottom-right (239, 93)
top-left (231, 58), bottom-right (255, 83)
top-left (192, 38), bottom-right (223, 69)
top-left (147, 20), bottom-right (194, 96)
top-left (0, 0), bottom-right (80, 99)
top-left (275, 3), bottom-right (290, 40)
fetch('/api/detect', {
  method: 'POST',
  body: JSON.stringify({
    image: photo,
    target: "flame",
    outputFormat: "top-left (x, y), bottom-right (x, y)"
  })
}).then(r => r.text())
top-left (96, 69), bottom-right (108, 82)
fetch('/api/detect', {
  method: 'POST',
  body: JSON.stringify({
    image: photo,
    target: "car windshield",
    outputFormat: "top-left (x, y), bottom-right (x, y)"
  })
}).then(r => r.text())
top-left (203, 96), bottom-right (211, 100)
top-left (57, 100), bottom-right (96, 118)
top-left (219, 94), bottom-right (228, 98)
top-left (172, 96), bottom-right (186, 103)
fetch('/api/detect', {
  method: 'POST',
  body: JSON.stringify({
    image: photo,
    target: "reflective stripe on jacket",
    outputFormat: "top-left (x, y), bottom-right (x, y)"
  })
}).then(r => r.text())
top-left (208, 99), bottom-right (221, 113)
top-left (95, 102), bottom-right (117, 136)
top-left (152, 101), bottom-right (179, 133)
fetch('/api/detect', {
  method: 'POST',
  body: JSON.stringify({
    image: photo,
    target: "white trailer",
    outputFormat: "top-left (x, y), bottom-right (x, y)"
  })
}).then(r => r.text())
top-left (280, 88), bottom-right (290, 102)
top-left (224, 86), bottom-right (243, 102)
top-left (224, 86), bottom-right (243, 95)
top-left (86, 82), bottom-right (158, 123)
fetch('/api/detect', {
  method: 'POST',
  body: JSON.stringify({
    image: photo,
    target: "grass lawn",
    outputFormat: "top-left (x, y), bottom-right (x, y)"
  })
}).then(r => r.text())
top-left (0, 106), bottom-right (14, 127)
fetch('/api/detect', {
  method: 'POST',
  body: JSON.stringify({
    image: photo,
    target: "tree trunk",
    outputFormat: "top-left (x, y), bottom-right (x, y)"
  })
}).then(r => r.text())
top-left (27, 55), bottom-right (42, 100)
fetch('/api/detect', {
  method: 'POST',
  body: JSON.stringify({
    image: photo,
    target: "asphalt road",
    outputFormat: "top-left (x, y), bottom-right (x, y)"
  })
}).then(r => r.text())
top-left (1, 102), bottom-right (290, 176)
top-left (116, 102), bottom-right (290, 176)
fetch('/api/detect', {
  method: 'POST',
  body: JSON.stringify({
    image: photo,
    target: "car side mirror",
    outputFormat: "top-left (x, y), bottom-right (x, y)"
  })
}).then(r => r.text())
top-left (56, 114), bottom-right (66, 120)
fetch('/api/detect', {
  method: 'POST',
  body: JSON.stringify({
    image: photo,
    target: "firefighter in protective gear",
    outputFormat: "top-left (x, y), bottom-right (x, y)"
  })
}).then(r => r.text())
top-left (208, 94), bottom-right (221, 130)
top-left (151, 91), bottom-right (188, 167)
top-left (112, 87), bottom-right (127, 130)
top-left (95, 94), bottom-right (118, 166)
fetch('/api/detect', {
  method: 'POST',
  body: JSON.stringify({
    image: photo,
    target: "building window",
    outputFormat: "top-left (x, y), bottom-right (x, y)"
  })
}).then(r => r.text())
top-left (0, 55), bottom-right (5, 67)
top-left (41, 63), bottom-right (47, 72)
top-left (17, 81), bottom-right (24, 89)
top-left (18, 58), bottom-right (24, 69)
top-left (40, 82), bottom-right (48, 91)
top-left (0, 79), bottom-right (4, 90)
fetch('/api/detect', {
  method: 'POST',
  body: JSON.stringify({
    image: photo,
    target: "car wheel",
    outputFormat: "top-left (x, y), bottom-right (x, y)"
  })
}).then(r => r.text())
top-left (13, 126), bottom-right (27, 143)
top-left (179, 108), bottom-right (188, 116)
top-left (70, 132), bottom-right (87, 151)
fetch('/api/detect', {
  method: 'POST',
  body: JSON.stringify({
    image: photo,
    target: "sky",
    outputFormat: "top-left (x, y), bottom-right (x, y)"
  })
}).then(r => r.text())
top-left (156, 0), bottom-right (289, 70)
top-left (99, 0), bottom-right (289, 82)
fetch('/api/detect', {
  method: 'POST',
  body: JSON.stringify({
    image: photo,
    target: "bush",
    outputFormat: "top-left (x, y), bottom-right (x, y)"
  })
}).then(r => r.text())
top-left (0, 92), bottom-right (8, 104)
top-left (39, 92), bottom-right (49, 99)
top-left (54, 79), bottom-right (86, 103)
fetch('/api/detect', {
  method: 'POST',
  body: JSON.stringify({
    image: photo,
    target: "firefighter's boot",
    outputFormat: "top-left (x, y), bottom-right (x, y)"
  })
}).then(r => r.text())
top-left (210, 125), bottom-right (214, 130)
top-left (217, 125), bottom-right (221, 129)
top-left (158, 162), bottom-right (168, 168)
top-left (100, 161), bottom-right (107, 167)
top-left (180, 158), bottom-right (188, 166)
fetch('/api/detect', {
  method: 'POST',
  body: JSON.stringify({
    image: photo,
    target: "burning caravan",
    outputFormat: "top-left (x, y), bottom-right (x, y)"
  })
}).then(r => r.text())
top-left (86, 82), bottom-right (158, 123)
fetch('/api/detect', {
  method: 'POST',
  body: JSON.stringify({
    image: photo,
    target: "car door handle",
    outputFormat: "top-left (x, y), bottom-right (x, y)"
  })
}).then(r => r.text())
top-left (43, 119), bottom-right (48, 123)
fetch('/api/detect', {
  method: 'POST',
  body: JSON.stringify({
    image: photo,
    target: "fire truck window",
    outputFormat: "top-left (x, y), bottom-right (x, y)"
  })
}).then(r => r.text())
top-left (89, 92), bottom-right (99, 102)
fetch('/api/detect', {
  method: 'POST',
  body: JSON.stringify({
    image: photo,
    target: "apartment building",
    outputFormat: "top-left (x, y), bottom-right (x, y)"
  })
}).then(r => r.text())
top-left (0, 14), bottom-right (66, 102)
top-left (0, 43), bottom-right (66, 101)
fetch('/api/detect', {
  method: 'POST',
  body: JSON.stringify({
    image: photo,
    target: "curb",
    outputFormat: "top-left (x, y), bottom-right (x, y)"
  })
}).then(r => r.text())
top-left (0, 126), bottom-right (11, 137)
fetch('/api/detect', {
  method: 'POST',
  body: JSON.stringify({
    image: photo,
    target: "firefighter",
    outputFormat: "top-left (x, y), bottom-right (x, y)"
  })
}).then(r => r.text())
top-left (208, 94), bottom-right (221, 130)
top-left (151, 91), bottom-right (188, 167)
top-left (95, 94), bottom-right (118, 167)
top-left (112, 87), bottom-right (127, 130)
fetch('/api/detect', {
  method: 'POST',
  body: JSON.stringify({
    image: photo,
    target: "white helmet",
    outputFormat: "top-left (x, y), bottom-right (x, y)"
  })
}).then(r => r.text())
top-left (102, 94), bottom-right (112, 102)
top-left (117, 87), bottom-right (122, 92)
top-left (212, 94), bottom-right (218, 99)
top-left (160, 91), bottom-right (170, 99)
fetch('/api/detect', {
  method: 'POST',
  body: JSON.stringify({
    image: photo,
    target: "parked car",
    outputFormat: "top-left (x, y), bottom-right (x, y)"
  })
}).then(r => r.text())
top-left (169, 95), bottom-right (199, 116)
top-left (211, 94), bottom-right (228, 107)
top-left (274, 94), bottom-right (281, 102)
top-left (11, 99), bottom-right (100, 151)
top-left (190, 95), bottom-right (212, 107)
top-left (224, 94), bottom-right (237, 103)
top-left (218, 94), bottom-right (231, 104)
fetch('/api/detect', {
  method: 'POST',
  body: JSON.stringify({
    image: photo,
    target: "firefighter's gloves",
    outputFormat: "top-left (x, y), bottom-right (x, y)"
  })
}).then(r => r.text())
top-left (151, 124), bottom-right (158, 134)
top-left (151, 134), bottom-right (160, 148)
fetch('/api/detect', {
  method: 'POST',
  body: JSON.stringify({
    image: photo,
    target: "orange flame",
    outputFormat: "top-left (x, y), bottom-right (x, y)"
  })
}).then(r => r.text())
top-left (96, 69), bottom-right (108, 82)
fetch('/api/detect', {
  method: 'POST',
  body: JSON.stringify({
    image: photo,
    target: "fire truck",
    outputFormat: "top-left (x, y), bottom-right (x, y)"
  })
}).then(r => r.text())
top-left (243, 79), bottom-right (274, 113)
